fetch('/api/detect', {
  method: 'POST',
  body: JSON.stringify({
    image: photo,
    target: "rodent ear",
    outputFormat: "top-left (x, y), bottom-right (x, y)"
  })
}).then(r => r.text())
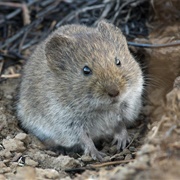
top-left (45, 34), bottom-right (73, 72)
top-left (97, 20), bottom-right (124, 39)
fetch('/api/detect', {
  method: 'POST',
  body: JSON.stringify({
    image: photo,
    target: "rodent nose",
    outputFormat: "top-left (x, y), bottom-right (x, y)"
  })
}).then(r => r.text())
top-left (107, 87), bottom-right (119, 97)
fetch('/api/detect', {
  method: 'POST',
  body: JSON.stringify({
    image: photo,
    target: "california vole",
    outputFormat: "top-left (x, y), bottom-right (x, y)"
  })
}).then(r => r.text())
top-left (17, 21), bottom-right (144, 160)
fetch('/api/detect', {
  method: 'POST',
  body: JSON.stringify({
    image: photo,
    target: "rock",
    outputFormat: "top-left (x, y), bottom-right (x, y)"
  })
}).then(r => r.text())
top-left (103, 156), bottom-right (111, 161)
top-left (45, 150), bottom-right (58, 156)
top-left (0, 114), bottom-right (7, 130)
top-left (137, 144), bottom-right (156, 155)
top-left (102, 145), bottom-right (111, 153)
top-left (15, 133), bottom-right (27, 141)
top-left (111, 154), bottom-right (124, 161)
top-left (120, 148), bottom-right (131, 156)
top-left (4, 150), bottom-right (13, 158)
top-left (109, 145), bottom-right (117, 154)
top-left (36, 168), bottom-right (59, 179)
top-left (13, 167), bottom-right (36, 180)
top-left (51, 155), bottom-right (80, 170)
top-left (11, 153), bottom-right (22, 162)
top-left (0, 149), bottom-right (12, 158)
top-left (0, 161), bottom-right (6, 168)
top-left (0, 167), bottom-right (11, 174)
top-left (125, 154), bottom-right (133, 160)
top-left (0, 175), bottom-right (6, 180)
top-left (25, 157), bottom-right (39, 167)
top-left (5, 95), bottom-right (13, 99)
top-left (81, 155), bottom-right (93, 162)
top-left (129, 147), bottom-right (136, 152)
top-left (2, 138), bottom-right (26, 152)
top-left (61, 177), bottom-right (71, 180)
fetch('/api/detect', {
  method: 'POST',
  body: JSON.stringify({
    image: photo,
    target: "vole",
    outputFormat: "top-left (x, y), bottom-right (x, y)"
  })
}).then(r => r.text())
top-left (17, 21), bottom-right (144, 160)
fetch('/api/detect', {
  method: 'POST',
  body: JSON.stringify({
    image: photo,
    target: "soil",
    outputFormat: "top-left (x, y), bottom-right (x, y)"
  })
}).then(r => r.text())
top-left (0, 78), bottom-right (147, 179)
top-left (0, 0), bottom-right (180, 179)
top-left (0, 48), bottom-right (180, 179)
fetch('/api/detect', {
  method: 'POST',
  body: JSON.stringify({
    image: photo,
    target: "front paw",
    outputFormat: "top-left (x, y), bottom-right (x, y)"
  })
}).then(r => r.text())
top-left (112, 130), bottom-right (130, 152)
top-left (80, 131), bottom-right (106, 161)
top-left (84, 146), bottom-right (106, 161)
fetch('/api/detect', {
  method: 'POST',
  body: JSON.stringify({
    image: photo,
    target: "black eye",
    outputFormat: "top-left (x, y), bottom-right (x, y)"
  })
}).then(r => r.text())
top-left (115, 57), bottom-right (121, 66)
top-left (83, 66), bottom-right (92, 75)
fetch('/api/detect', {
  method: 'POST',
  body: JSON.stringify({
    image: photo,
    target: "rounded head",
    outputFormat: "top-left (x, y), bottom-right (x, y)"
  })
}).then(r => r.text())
top-left (45, 21), bottom-right (143, 111)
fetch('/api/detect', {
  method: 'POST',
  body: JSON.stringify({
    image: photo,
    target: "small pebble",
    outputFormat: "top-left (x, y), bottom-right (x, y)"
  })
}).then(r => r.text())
top-left (125, 154), bottom-right (132, 160)
top-left (4, 151), bottom-right (12, 158)
top-left (101, 146), bottom-right (109, 153)
top-left (25, 157), bottom-right (39, 167)
top-left (103, 156), bottom-right (111, 161)
top-left (3, 159), bottom-right (10, 164)
top-left (13, 167), bottom-right (36, 179)
top-left (51, 155), bottom-right (80, 170)
top-left (5, 95), bottom-right (13, 100)
top-left (15, 133), bottom-right (27, 141)
top-left (110, 154), bottom-right (124, 161)
top-left (129, 146), bottom-right (136, 152)
top-left (116, 155), bottom-right (125, 161)
top-left (81, 155), bottom-right (93, 162)
top-left (109, 146), bottom-right (117, 154)
top-left (45, 150), bottom-right (58, 156)
top-left (137, 144), bottom-right (156, 155)
top-left (2, 138), bottom-right (26, 152)
top-left (0, 175), bottom-right (6, 180)
top-left (11, 153), bottom-right (22, 162)
top-left (0, 162), bottom-right (6, 168)
top-left (0, 167), bottom-right (11, 174)
top-left (0, 149), bottom-right (12, 158)
top-left (36, 168), bottom-right (59, 179)
top-left (121, 148), bottom-right (131, 155)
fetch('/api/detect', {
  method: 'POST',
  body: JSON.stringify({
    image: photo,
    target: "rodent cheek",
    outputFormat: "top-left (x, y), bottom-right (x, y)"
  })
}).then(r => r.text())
top-left (86, 80), bottom-right (106, 99)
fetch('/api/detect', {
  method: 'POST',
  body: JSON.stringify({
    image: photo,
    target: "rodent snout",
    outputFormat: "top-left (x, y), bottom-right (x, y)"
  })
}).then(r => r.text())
top-left (106, 85), bottom-right (120, 98)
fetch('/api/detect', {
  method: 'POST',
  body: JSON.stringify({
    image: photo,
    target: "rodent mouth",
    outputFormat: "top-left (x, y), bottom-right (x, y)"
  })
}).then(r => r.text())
top-left (111, 98), bottom-right (119, 104)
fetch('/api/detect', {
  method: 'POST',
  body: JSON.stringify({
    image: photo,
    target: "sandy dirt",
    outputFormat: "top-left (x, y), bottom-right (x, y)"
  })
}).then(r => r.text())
top-left (0, 42), bottom-right (180, 179)
top-left (0, 1), bottom-right (180, 179)
top-left (0, 77), bottom-right (148, 179)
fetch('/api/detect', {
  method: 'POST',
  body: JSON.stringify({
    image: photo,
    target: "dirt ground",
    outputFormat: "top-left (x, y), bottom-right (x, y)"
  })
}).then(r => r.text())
top-left (0, 77), bottom-right (147, 179)
top-left (0, 0), bottom-right (180, 179)
top-left (0, 34), bottom-right (180, 180)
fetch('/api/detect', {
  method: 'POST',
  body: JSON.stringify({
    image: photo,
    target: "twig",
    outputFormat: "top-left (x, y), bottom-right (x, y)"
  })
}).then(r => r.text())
top-left (89, 159), bottom-right (134, 168)
top-left (0, 2), bottom-right (30, 25)
top-left (0, 60), bottom-right (4, 75)
top-left (0, 17), bottom-right (43, 49)
top-left (126, 133), bottom-right (139, 149)
top-left (164, 125), bottom-right (177, 138)
top-left (93, 2), bottom-right (113, 25)
top-left (56, 4), bottom-right (105, 28)
top-left (128, 40), bottom-right (180, 48)
top-left (1, 74), bottom-right (21, 78)
top-left (149, 118), bottom-right (167, 140)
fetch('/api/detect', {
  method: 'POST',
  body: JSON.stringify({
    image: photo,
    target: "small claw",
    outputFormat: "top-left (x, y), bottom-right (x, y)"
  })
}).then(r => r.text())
top-left (111, 138), bottom-right (117, 146)
top-left (112, 131), bottom-right (130, 152)
top-left (85, 148), bottom-right (106, 161)
top-left (112, 121), bottom-right (131, 152)
top-left (81, 131), bottom-right (106, 161)
top-left (93, 151), bottom-right (106, 162)
top-left (117, 139), bottom-right (127, 151)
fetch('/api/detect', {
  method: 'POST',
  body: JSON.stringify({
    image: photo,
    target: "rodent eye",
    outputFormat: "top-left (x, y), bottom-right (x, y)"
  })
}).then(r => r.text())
top-left (115, 57), bottom-right (121, 66)
top-left (83, 66), bottom-right (92, 76)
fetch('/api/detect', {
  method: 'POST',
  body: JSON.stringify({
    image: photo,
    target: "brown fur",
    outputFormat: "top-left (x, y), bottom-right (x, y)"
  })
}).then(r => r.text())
top-left (17, 21), bottom-right (144, 160)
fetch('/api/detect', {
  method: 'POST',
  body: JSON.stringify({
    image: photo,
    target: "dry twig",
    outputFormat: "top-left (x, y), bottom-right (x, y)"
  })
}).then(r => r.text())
top-left (89, 159), bottom-right (134, 168)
